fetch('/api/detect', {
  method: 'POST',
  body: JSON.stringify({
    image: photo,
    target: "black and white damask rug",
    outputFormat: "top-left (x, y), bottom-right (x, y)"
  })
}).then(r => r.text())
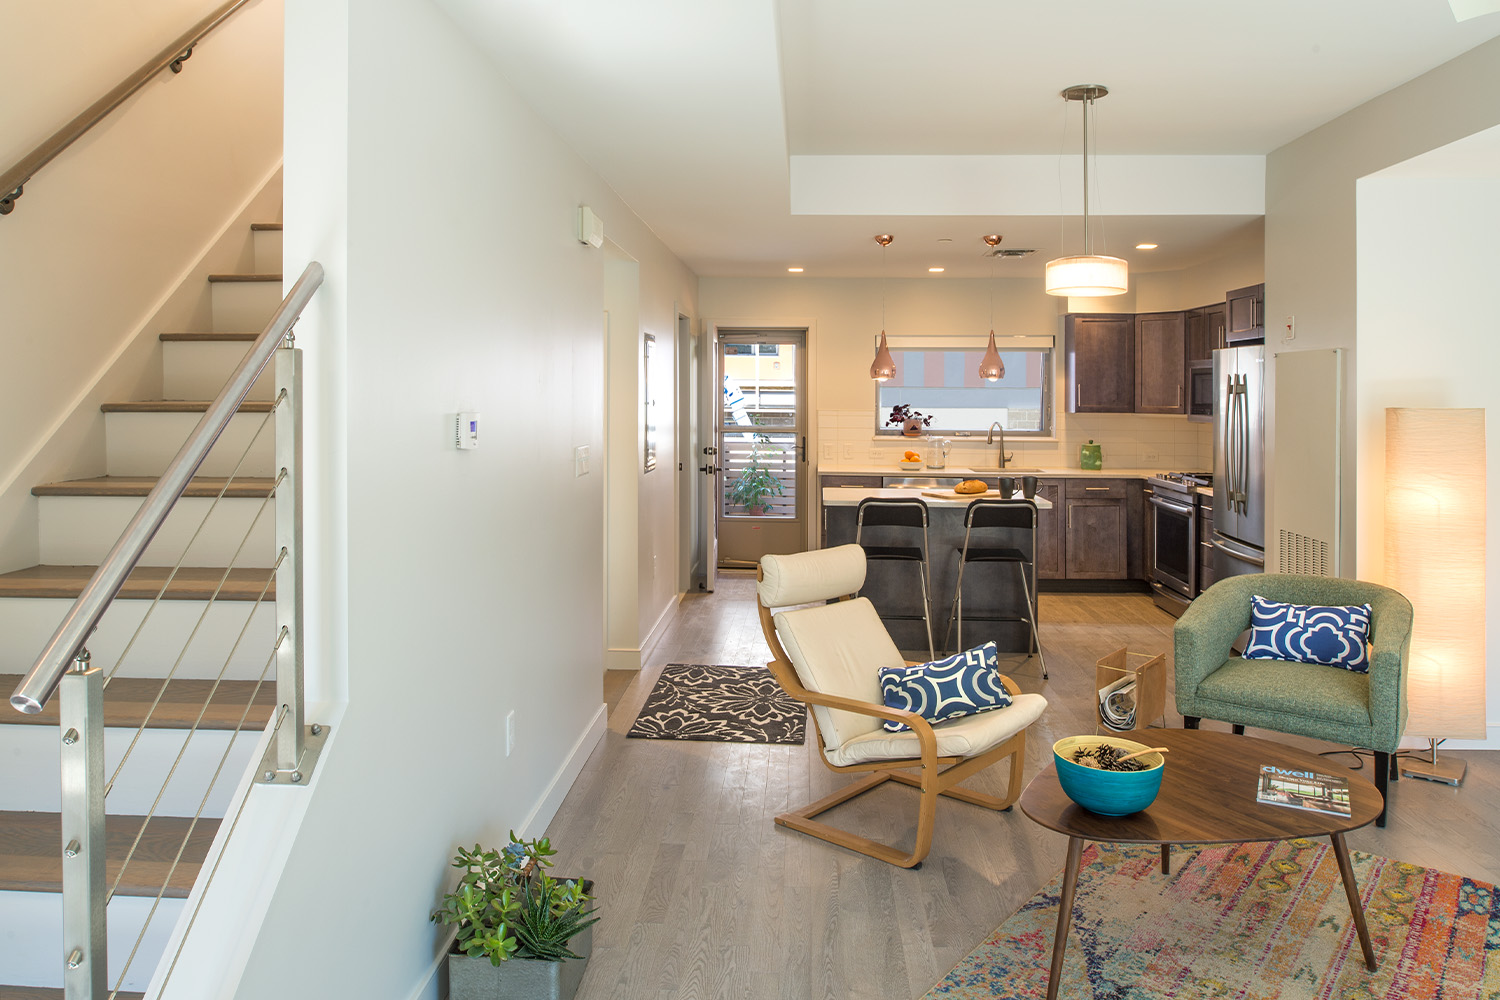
top-left (626, 664), bottom-right (806, 745)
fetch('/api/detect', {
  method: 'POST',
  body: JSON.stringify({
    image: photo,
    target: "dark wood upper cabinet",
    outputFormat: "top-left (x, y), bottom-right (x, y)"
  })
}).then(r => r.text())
top-left (1065, 314), bottom-right (1135, 413)
top-left (1186, 302), bottom-right (1227, 361)
top-left (1225, 284), bottom-right (1264, 343)
top-left (1135, 312), bottom-right (1187, 414)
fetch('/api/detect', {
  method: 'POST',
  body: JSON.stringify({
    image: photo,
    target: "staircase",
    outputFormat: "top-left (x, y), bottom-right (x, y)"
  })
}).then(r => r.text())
top-left (0, 223), bottom-right (286, 996)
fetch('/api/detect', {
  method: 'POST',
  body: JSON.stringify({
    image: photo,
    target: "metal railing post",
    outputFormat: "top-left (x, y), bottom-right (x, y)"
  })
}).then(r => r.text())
top-left (257, 337), bottom-right (327, 784)
top-left (59, 650), bottom-right (106, 998)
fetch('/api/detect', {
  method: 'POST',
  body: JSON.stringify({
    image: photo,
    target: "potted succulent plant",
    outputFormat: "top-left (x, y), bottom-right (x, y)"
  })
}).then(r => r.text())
top-left (886, 404), bottom-right (933, 437)
top-left (432, 833), bottom-right (599, 1000)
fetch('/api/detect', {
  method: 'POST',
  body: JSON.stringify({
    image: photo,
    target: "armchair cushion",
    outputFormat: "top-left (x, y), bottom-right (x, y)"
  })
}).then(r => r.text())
top-left (1197, 657), bottom-right (1373, 728)
top-left (1244, 596), bottom-right (1372, 672)
top-left (877, 641), bottom-right (1012, 732)
top-left (827, 691), bottom-right (1047, 767)
top-left (773, 596), bottom-right (904, 750)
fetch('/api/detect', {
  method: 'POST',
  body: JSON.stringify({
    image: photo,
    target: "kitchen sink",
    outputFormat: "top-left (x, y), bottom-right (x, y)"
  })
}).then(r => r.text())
top-left (961, 467), bottom-right (1046, 475)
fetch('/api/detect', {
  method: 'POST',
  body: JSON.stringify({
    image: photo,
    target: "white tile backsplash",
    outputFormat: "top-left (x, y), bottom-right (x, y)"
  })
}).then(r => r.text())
top-left (818, 409), bottom-right (1213, 471)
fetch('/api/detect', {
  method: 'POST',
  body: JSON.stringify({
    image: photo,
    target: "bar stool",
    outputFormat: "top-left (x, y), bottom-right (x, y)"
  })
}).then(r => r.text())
top-left (943, 499), bottom-right (1048, 679)
top-left (854, 497), bottom-right (935, 660)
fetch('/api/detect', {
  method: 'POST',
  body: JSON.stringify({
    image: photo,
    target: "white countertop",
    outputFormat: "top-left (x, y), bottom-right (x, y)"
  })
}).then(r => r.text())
top-left (822, 487), bottom-right (1054, 509)
top-left (819, 464), bottom-right (1205, 479)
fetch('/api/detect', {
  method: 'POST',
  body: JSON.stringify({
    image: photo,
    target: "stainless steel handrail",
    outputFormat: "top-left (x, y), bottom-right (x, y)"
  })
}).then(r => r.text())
top-left (9, 261), bottom-right (323, 715)
top-left (0, 0), bottom-right (255, 215)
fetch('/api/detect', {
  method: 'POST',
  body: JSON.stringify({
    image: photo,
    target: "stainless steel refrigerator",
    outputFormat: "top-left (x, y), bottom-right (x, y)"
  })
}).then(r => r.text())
top-left (1213, 344), bottom-right (1266, 579)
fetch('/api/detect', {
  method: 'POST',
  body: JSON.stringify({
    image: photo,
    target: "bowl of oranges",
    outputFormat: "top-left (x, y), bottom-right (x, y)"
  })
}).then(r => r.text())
top-left (898, 449), bottom-right (923, 470)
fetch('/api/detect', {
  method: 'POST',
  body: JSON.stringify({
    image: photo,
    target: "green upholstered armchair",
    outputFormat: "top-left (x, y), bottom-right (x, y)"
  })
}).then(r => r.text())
top-left (1174, 573), bottom-right (1414, 827)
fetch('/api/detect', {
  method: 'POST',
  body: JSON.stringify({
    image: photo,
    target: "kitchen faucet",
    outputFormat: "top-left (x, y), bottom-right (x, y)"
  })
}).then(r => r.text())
top-left (987, 421), bottom-right (1014, 468)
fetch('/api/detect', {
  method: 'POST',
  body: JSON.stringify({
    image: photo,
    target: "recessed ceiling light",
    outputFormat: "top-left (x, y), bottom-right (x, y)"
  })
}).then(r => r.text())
top-left (787, 266), bottom-right (804, 272)
top-left (1135, 243), bottom-right (1158, 250)
top-left (928, 266), bottom-right (945, 273)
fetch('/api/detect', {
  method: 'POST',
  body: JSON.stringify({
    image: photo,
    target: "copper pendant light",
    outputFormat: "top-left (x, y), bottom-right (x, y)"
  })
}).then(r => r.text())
top-left (870, 234), bottom-right (897, 381)
top-left (979, 235), bottom-right (1006, 381)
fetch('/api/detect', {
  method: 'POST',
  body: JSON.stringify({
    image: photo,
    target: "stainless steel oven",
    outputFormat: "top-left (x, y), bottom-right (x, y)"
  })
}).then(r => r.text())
top-left (1148, 473), bottom-right (1210, 616)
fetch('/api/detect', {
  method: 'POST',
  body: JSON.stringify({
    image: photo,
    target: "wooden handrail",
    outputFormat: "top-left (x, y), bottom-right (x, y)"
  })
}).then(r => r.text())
top-left (0, 0), bottom-right (255, 216)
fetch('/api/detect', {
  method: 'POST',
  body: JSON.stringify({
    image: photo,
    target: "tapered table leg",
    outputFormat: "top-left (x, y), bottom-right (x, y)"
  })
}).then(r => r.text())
top-left (1046, 837), bottom-right (1084, 1000)
top-left (1329, 832), bottom-right (1377, 971)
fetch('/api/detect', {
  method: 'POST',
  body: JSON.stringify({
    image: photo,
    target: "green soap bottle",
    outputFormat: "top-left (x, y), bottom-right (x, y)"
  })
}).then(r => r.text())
top-left (1080, 439), bottom-right (1103, 470)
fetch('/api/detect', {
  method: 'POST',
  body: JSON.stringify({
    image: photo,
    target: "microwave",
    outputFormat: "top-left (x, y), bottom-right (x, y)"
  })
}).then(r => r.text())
top-left (1188, 360), bottom-right (1214, 421)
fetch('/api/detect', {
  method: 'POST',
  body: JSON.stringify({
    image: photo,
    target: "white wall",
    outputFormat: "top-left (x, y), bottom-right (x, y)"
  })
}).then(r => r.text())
top-left (1265, 36), bottom-right (1500, 575)
top-left (1355, 144), bottom-right (1499, 746)
top-left (699, 275), bottom-right (1222, 474)
top-left (0, 0), bottom-right (284, 572)
top-left (200, 2), bottom-right (696, 997)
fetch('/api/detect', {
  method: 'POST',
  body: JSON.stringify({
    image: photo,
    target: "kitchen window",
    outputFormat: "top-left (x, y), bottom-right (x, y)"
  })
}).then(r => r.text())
top-left (874, 335), bottom-right (1054, 438)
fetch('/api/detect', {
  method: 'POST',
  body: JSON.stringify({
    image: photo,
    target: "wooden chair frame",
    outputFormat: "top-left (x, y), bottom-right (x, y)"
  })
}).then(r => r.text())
top-left (756, 570), bottom-right (1028, 868)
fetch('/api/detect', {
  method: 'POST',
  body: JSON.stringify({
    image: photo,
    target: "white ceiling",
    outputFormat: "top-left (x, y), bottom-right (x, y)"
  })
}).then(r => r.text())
top-left (437, 0), bottom-right (1500, 278)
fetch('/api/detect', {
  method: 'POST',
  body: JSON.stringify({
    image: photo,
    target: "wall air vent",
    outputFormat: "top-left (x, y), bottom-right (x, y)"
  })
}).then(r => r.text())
top-left (1279, 529), bottom-right (1332, 576)
top-left (985, 248), bottom-right (1038, 258)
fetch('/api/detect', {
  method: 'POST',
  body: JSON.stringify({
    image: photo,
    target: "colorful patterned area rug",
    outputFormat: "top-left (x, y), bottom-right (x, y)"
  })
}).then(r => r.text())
top-left (626, 664), bottom-right (805, 745)
top-left (925, 840), bottom-right (1499, 999)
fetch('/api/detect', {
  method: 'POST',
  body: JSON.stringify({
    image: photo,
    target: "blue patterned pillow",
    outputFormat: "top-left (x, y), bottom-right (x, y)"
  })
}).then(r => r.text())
top-left (1243, 596), bottom-right (1373, 672)
top-left (878, 642), bottom-right (1013, 732)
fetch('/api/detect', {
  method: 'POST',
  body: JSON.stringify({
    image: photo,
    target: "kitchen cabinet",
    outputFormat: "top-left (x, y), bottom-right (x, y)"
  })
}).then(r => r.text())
top-left (1196, 498), bottom-right (1216, 596)
top-left (1226, 283), bottom-right (1265, 343)
top-left (819, 475), bottom-right (882, 488)
top-left (1065, 314), bottom-right (1135, 413)
top-left (1186, 302), bottom-right (1227, 361)
top-left (1033, 479), bottom-right (1065, 579)
top-left (1062, 479), bottom-right (1131, 579)
top-left (1135, 312), bottom-right (1187, 414)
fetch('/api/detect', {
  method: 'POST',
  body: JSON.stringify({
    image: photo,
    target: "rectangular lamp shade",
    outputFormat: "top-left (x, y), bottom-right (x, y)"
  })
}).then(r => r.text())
top-left (1384, 407), bottom-right (1487, 739)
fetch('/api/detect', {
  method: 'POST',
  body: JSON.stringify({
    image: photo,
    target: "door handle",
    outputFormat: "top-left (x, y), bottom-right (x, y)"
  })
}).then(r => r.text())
top-left (698, 464), bottom-right (721, 475)
top-left (702, 446), bottom-right (718, 456)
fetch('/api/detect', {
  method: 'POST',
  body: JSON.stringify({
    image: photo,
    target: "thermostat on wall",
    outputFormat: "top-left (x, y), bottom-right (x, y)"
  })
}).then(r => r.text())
top-left (455, 412), bottom-right (480, 449)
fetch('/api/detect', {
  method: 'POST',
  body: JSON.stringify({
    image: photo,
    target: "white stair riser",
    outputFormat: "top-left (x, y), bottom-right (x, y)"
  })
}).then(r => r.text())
top-left (105, 412), bottom-right (275, 477)
top-left (39, 496), bottom-right (278, 568)
top-left (252, 229), bottom-right (282, 273)
top-left (0, 889), bottom-right (178, 991)
top-left (0, 599), bottom-right (276, 679)
top-left (162, 341), bottom-right (275, 401)
top-left (0, 725), bottom-right (256, 816)
top-left (211, 280), bottom-right (281, 333)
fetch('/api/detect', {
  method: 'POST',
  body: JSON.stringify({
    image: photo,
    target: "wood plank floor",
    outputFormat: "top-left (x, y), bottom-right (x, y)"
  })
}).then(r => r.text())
top-left (547, 573), bottom-right (1500, 1000)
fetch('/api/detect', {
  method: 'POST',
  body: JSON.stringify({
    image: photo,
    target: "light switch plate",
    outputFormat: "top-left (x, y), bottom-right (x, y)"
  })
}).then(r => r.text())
top-left (455, 412), bottom-right (480, 449)
top-left (574, 445), bottom-right (590, 477)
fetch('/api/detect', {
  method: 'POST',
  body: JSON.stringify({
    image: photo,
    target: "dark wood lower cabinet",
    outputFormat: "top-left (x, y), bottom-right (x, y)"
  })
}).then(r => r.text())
top-left (1064, 498), bottom-right (1129, 578)
top-left (1034, 480), bottom-right (1064, 579)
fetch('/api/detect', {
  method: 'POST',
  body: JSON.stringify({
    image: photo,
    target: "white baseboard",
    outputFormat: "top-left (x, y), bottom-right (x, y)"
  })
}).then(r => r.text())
top-left (603, 594), bottom-right (682, 671)
top-left (407, 703), bottom-right (608, 1000)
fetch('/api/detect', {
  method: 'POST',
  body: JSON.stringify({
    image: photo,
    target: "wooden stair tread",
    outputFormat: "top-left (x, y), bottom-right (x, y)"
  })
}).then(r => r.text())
top-left (0, 566), bottom-right (275, 602)
top-left (159, 332), bottom-right (260, 342)
top-left (1, 675), bottom-right (274, 731)
top-left (100, 400), bottom-right (275, 413)
top-left (0, 811), bottom-right (218, 897)
top-left (31, 476), bottom-right (276, 499)
top-left (0, 989), bottom-right (142, 1000)
top-left (206, 273), bottom-right (281, 283)
top-left (249, 222), bottom-right (282, 231)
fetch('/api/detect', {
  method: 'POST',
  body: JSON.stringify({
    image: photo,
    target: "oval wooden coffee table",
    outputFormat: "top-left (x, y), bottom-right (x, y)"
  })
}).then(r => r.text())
top-left (1019, 728), bottom-right (1384, 1000)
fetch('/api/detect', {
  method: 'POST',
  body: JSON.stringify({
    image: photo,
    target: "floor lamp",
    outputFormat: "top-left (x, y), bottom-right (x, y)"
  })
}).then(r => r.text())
top-left (1384, 408), bottom-right (1487, 785)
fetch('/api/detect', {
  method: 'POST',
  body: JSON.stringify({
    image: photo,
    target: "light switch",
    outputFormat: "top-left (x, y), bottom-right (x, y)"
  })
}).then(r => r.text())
top-left (574, 445), bottom-right (590, 477)
top-left (821, 443), bottom-right (835, 460)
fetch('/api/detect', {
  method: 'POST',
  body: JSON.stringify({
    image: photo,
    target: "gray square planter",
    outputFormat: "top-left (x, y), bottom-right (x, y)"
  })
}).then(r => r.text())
top-left (445, 878), bottom-right (594, 1000)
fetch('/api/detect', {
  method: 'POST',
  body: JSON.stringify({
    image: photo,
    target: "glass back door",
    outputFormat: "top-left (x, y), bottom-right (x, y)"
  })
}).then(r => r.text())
top-left (715, 330), bottom-right (807, 566)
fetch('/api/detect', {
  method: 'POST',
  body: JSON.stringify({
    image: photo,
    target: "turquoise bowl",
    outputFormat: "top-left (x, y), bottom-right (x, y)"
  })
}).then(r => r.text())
top-left (1053, 735), bottom-right (1166, 816)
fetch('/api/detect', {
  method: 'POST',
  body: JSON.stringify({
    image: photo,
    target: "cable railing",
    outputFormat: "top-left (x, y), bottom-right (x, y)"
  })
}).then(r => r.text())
top-left (9, 261), bottom-right (324, 998)
top-left (0, 0), bottom-right (255, 216)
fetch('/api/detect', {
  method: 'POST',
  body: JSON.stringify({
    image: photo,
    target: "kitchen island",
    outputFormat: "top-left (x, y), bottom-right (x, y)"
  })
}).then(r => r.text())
top-left (821, 486), bottom-right (1053, 659)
